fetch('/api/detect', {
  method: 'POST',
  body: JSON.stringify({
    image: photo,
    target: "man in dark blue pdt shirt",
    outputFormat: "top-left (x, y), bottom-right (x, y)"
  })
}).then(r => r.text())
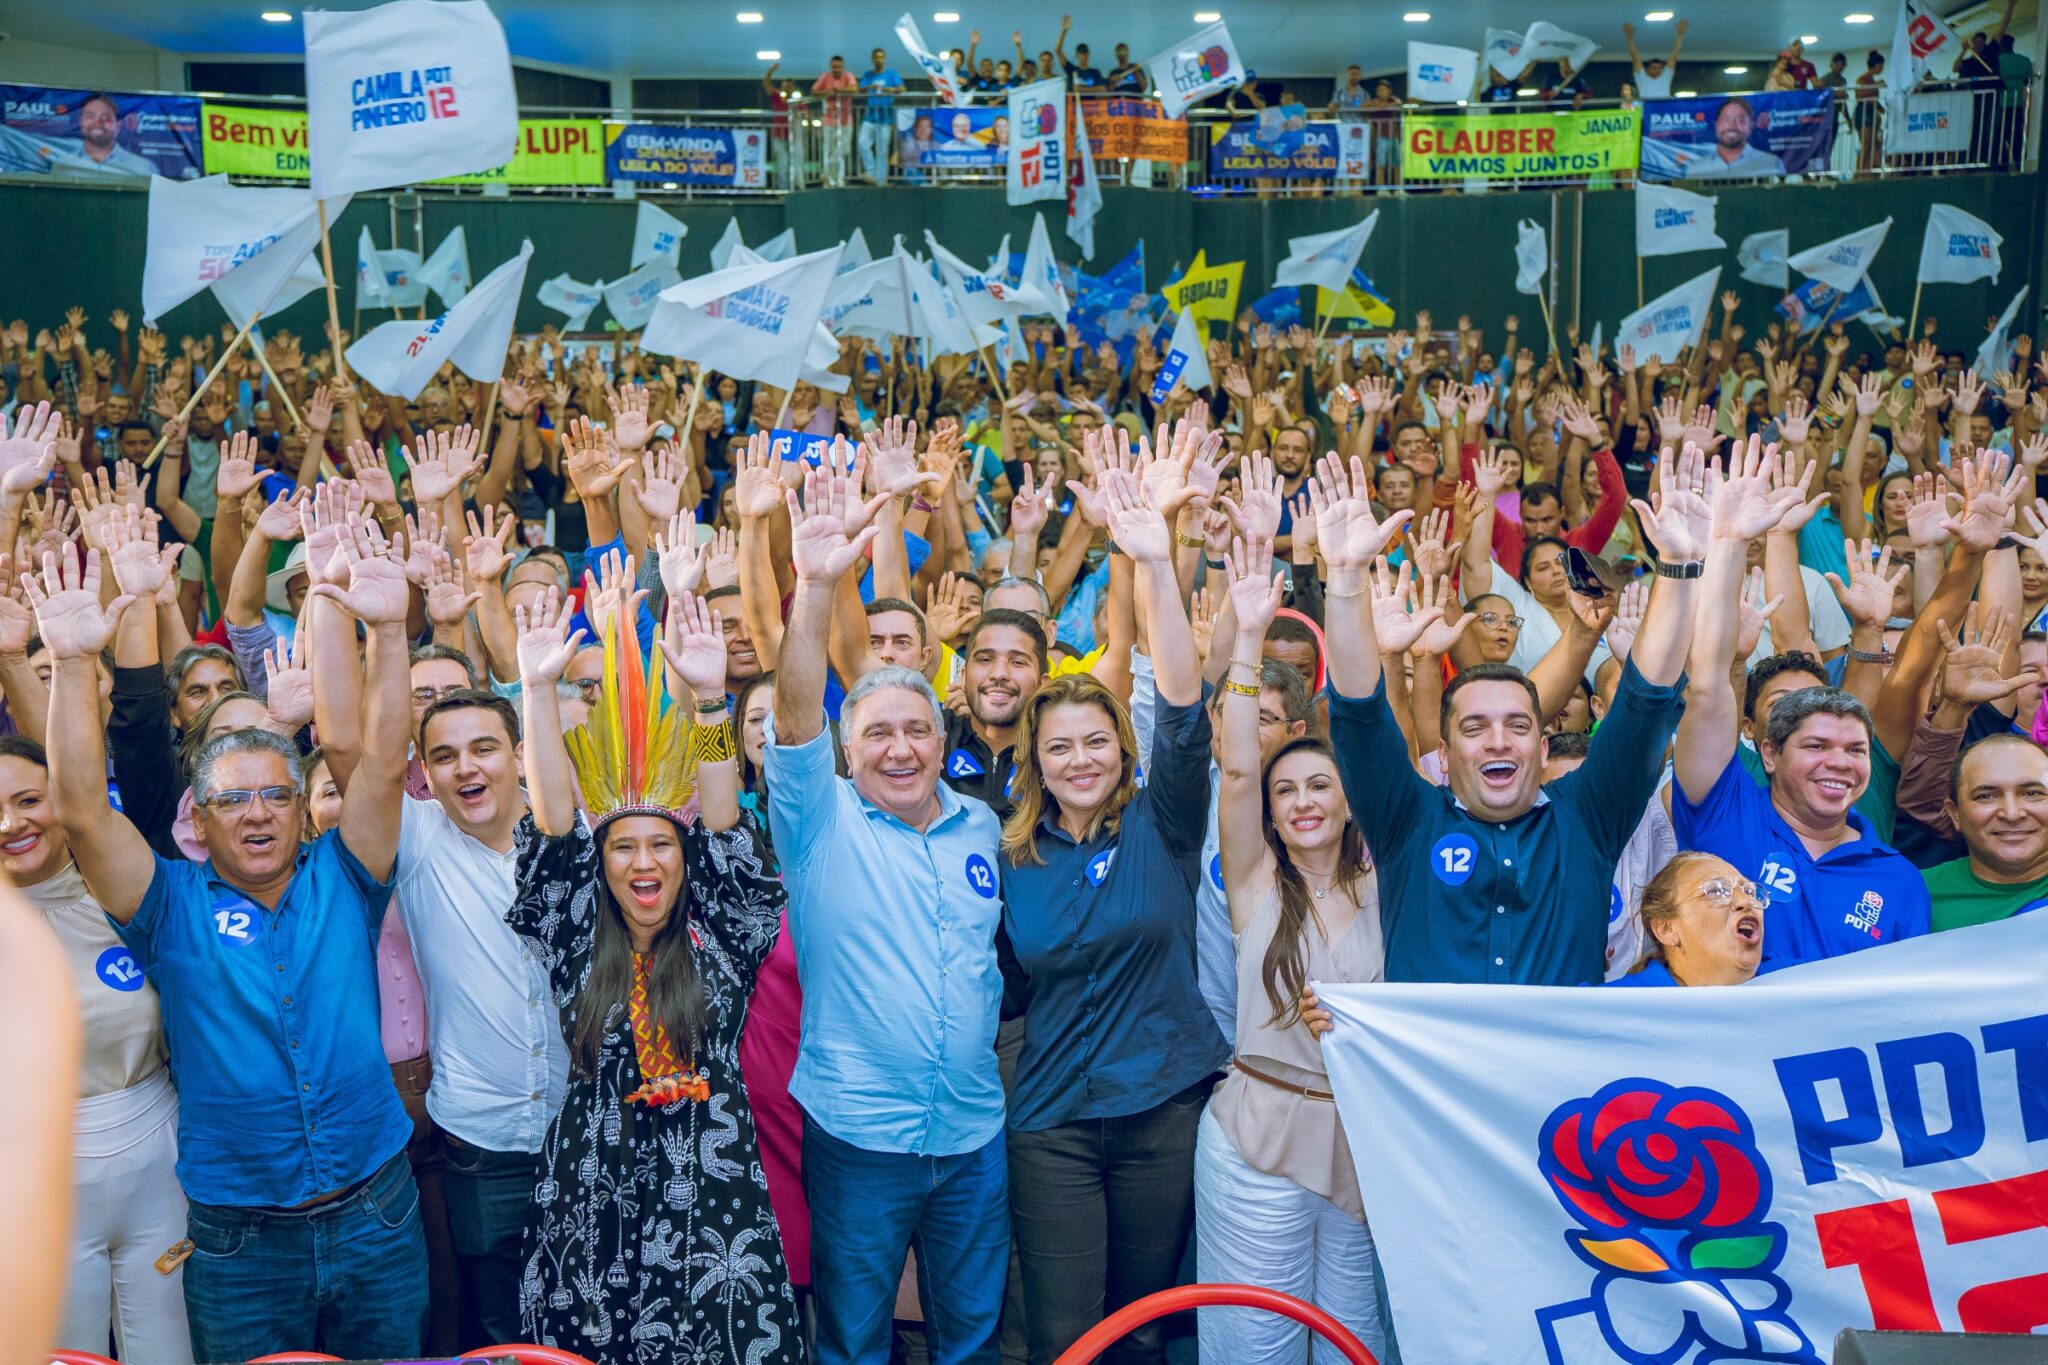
top-left (41, 525), bottom-right (423, 1362)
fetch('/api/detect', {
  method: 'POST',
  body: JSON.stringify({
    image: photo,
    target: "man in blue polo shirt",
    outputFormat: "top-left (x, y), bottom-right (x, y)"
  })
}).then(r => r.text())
top-left (858, 46), bottom-right (904, 185)
top-left (1673, 457), bottom-right (1931, 969)
top-left (42, 516), bottom-right (420, 1360)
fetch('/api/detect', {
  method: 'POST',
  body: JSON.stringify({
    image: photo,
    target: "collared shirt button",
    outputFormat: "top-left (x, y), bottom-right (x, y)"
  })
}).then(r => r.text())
top-left (302, 1082), bottom-right (311, 1092)
top-left (530, 1091), bottom-right (542, 1101)
top-left (282, 995), bottom-right (293, 1006)
top-left (1494, 956), bottom-right (1505, 966)
top-left (1496, 905), bottom-right (1505, 914)
top-left (1504, 858), bottom-right (1513, 866)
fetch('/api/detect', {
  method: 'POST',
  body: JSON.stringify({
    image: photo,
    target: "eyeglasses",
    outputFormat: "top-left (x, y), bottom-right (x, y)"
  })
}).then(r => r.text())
top-left (1476, 611), bottom-right (1526, 629)
top-left (411, 685), bottom-right (467, 706)
top-left (567, 678), bottom-right (604, 697)
top-left (1697, 877), bottom-right (1770, 910)
top-left (202, 785), bottom-right (302, 812)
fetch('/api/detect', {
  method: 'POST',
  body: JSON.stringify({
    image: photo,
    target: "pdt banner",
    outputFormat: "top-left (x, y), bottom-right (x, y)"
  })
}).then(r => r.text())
top-left (1403, 108), bottom-right (1639, 180)
top-left (0, 84), bottom-right (202, 180)
top-left (1640, 89), bottom-right (1835, 182)
top-left (1320, 912), bottom-right (2048, 1364)
top-left (1208, 121), bottom-right (1339, 180)
top-left (896, 106), bottom-right (1008, 167)
top-left (605, 123), bottom-right (767, 187)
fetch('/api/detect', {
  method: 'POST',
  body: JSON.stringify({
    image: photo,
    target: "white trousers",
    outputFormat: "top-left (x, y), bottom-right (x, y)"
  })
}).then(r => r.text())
top-left (1193, 1105), bottom-right (1386, 1365)
top-left (822, 123), bottom-right (853, 186)
top-left (62, 1070), bottom-right (193, 1364)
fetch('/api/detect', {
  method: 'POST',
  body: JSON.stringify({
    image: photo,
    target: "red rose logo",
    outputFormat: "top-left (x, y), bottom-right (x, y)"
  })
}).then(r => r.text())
top-left (1200, 46), bottom-right (1230, 79)
top-left (1036, 104), bottom-right (1058, 135)
top-left (1539, 1079), bottom-right (1767, 1231)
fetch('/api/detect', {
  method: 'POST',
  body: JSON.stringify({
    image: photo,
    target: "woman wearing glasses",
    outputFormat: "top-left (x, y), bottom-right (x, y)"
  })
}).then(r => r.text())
top-left (1607, 852), bottom-right (1768, 988)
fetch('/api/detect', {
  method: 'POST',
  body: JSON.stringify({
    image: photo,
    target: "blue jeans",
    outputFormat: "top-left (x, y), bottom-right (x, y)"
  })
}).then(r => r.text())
top-left (183, 1149), bottom-right (429, 1362)
top-left (858, 119), bottom-right (892, 183)
top-left (442, 1136), bottom-right (540, 1348)
top-left (804, 1113), bottom-right (1009, 1365)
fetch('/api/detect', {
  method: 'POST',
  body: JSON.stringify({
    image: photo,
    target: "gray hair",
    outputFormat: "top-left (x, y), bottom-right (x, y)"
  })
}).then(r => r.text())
top-left (191, 728), bottom-right (305, 805)
top-left (843, 665), bottom-right (944, 732)
top-left (167, 643), bottom-right (243, 698)
top-left (988, 575), bottom-right (1052, 615)
top-left (1763, 686), bottom-right (1872, 751)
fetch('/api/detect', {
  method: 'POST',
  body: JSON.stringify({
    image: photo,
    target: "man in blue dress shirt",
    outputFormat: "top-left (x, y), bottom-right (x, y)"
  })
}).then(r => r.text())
top-left (766, 459), bottom-right (1010, 1365)
top-left (42, 517), bottom-right (420, 1361)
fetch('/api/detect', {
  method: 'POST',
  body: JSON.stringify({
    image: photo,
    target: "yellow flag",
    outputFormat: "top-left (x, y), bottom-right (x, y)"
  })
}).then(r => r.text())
top-left (1316, 284), bottom-right (1395, 328)
top-left (1166, 258), bottom-right (1243, 325)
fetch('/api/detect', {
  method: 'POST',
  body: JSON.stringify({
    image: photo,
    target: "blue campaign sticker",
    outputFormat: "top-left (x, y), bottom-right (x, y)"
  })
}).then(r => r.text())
top-left (946, 749), bottom-right (987, 779)
top-left (965, 853), bottom-right (997, 899)
top-left (1609, 885), bottom-right (1624, 924)
top-left (95, 945), bottom-right (145, 992)
top-left (1209, 853), bottom-right (1224, 890)
top-left (1431, 833), bottom-right (1478, 886)
top-left (210, 891), bottom-right (261, 946)
top-left (1086, 848), bottom-right (1116, 886)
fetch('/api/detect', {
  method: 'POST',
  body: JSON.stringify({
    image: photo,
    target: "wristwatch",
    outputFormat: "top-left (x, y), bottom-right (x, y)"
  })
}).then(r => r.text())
top-left (1654, 560), bottom-right (1704, 579)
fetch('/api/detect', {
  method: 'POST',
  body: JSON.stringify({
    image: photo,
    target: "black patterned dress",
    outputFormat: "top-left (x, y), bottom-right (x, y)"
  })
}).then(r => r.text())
top-left (507, 810), bottom-right (805, 1365)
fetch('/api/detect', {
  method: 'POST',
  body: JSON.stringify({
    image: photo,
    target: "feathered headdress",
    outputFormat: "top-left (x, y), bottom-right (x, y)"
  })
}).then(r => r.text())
top-left (564, 601), bottom-right (695, 827)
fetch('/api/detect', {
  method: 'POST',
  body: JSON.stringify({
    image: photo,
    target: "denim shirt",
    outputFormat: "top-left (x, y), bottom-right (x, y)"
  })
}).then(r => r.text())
top-left (115, 832), bottom-right (409, 1207)
top-left (999, 693), bottom-right (1225, 1131)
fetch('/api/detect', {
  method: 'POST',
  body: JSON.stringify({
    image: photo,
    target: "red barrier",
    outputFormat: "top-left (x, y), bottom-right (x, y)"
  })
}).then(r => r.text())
top-left (460, 1346), bottom-right (600, 1365)
top-left (48, 1352), bottom-right (120, 1365)
top-left (1051, 1283), bottom-right (1381, 1365)
top-left (246, 1356), bottom-right (345, 1363)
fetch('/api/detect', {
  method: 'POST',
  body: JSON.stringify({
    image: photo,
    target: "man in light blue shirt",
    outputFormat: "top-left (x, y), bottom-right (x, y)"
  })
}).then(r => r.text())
top-left (766, 460), bottom-right (1008, 1364)
top-left (858, 48), bottom-right (905, 185)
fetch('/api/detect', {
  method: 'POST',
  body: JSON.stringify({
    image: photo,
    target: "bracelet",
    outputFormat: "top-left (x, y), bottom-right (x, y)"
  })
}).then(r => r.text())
top-left (1846, 646), bottom-right (1894, 665)
top-left (1204, 556), bottom-right (1227, 569)
top-left (1654, 560), bottom-right (1704, 579)
top-left (1174, 530), bottom-right (1206, 548)
top-left (910, 497), bottom-right (936, 514)
top-left (1105, 539), bottom-right (1123, 557)
top-left (689, 716), bottom-right (737, 764)
top-left (1222, 679), bottom-right (1261, 698)
top-left (693, 696), bottom-right (731, 714)
top-left (1996, 535), bottom-right (2019, 551)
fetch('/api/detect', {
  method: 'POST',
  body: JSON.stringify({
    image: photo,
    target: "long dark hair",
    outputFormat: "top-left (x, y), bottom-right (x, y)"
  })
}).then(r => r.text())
top-left (568, 819), bottom-right (707, 1078)
top-left (1259, 736), bottom-right (1369, 1027)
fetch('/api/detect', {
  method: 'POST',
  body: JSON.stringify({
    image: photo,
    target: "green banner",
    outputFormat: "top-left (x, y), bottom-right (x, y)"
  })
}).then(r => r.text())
top-left (1402, 108), bottom-right (1639, 180)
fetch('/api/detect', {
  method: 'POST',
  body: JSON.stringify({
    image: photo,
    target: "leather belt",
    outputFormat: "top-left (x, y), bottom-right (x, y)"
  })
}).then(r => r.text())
top-left (1232, 1057), bottom-right (1334, 1102)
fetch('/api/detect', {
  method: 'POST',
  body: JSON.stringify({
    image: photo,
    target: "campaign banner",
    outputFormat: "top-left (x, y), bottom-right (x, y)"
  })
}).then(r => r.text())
top-left (1208, 121), bottom-right (1339, 180)
top-left (202, 108), bottom-right (602, 185)
top-left (896, 106), bottom-right (1007, 166)
top-left (605, 123), bottom-right (767, 187)
top-left (768, 426), bottom-right (831, 464)
top-left (1403, 109), bottom-right (1639, 180)
top-left (1076, 98), bottom-right (1186, 161)
top-left (1640, 89), bottom-right (1836, 182)
top-left (0, 84), bottom-right (202, 180)
top-left (1885, 89), bottom-right (1973, 155)
top-left (1335, 120), bottom-right (1371, 181)
top-left (1778, 276), bottom-right (1876, 334)
top-left (1320, 911), bottom-right (2048, 1364)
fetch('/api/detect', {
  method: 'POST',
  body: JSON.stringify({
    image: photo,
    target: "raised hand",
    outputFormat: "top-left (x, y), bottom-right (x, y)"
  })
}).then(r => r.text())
top-left (1405, 507), bottom-right (1462, 581)
top-left (787, 460), bottom-right (887, 583)
top-left (1941, 448), bottom-right (2027, 553)
top-left (404, 425), bottom-right (483, 505)
top-left (341, 439), bottom-right (398, 507)
top-left (402, 504), bottom-right (447, 586)
top-left (1102, 467), bottom-right (1172, 564)
top-left (22, 541), bottom-right (132, 660)
top-left (1225, 534), bottom-right (1284, 641)
top-left (635, 442), bottom-right (687, 524)
top-left (422, 542), bottom-right (479, 628)
top-left (925, 572), bottom-right (978, 644)
top-left (1369, 557), bottom-right (1436, 656)
top-left (1472, 444), bottom-right (1515, 498)
top-left (1732, 567), bottom-right (1785, 661)
top-left (658, 592), bottom-right (730, 700)
top-left (462, 506), bottom-right (518, 586)
top-left (255, 486), bottom-right (311, 543)
top-left (607, 382), bottom-right (651, 452)
top-left (262, 634), bottom-right (315, 731)
top-left (0, 400), bottom-right (58, 494)
top-left (653, 510), bottom-right (708, 601)
top-left (1631, 440), bottom-right (1713, 563)
top-left (310, 512), bottom-right (410, 625)
top-left (1905, 473), bottom-right (1953, 551)
top-left (1777, 394), bottom-right (1812, 446)
top-left (1825, 539), bottom-right (1907, 627)
top-left (1604, 578), bottom-right (1649, 662)
top-left (733, 431), bottom-right (785, 521)
top-left (100, 502), bottom-right (183, 602)
top-left (1307, 452), bottom-right (1411, 571)
top-left (1221, 448), bottom-right (1284, 541)
top-left (514, 586), bottom-right (587, 687)
top-left (298, 480), bottom-right (363, 587)
top-left (1937, 604), bottom-right (2035, 706)
top-left (703, 527), bottom-right (739, 590)
top-left (1009, 465), bottom-right (1052, 542)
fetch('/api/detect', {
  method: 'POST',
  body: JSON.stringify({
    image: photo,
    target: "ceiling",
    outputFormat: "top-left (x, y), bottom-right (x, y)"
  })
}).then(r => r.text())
top-left (2, 0), bottom-right (2023, 82)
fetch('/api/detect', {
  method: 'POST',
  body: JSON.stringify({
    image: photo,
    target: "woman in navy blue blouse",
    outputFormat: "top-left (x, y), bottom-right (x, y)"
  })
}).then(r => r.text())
top-left (996, 456), bottom-right (1225, 1364)
top-left (1607, 852), bottom-right (1768, 987)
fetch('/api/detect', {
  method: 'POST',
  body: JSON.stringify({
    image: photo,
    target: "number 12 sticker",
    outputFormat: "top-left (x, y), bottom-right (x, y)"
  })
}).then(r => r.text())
top-left (965, 853), bottom-right (997, 898)
top-left (1431, 833), bottom-right (1477, 886)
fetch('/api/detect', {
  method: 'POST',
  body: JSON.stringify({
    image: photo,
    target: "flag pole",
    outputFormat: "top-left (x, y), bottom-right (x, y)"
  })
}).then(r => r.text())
top-left (145, 312), bottom-right (260, 469)
top-left (1535, 291), bottom-right (1561, 360)
top-left (678, 369), bottom-right (705, 456)
top-left (1906, 280), bottom-right (1925, 343)
top-left (476, 380), bottom-right (501, 455)
top-left (1636, 256), bottom-right (1644, 311)
top-left (249, 342), bottom-right (304, 432)
top-left (772, 387), bottom-right (793, 429)
top-left (316, 199), bottom-right (352, 386)
top-left (977, 343), bottom-right (1012, 406)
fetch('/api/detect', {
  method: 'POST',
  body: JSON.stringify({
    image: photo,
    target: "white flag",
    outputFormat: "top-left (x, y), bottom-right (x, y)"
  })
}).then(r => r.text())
top-left (1156, 307), bottom-right (1212, 399)
top-left (926, 232), bottom-right (1019, 335)
top-left (416, 225), bottom-right (471, 305)
top-left (1916, 203), bottom-right (2002, 286)
top-left (900, 244), bottom-right (982, 357)
top-left (1737, 228), bottom-right (1790, 288)
top-left (1887, 0), bottom-right (1960, 105)
top-left (756, 227), bottom-right (797, 263)
top-left (632, 201), bottom-right (687, 271)
top-left (1012, 213), bottom-right (1071, 321)
top-left (1634, 184), bottom-right (1725, 258)
top-left (895, 13), bottom-right (967, 106)
top-left (1519, 20), bottom-right (1600, 68)
top-left (1514, 219), bottom-right (1548, 296)
top-left (803, 323), bottom-right (850, 393)
top-left (346, 239), bottom-right (532, 399)
top-left (1616, 266), bottom-right (1721, 364)
top-left (986, 233), bottom-right (1013, 279)
top-left (709, 218), bottom-right (746, 271)
top-left (376, 247), bottom-right (428, 308)
top-left (536, 273), bottom-right (602, 331)
top-left (603, 258), bottom-right (682, 330)
top-left (221, 252), bottom-right (328, 331)
top-left (1145, 22), bottom-right (1246, 120)
top-left (826, 254), bottom-right (919, 340)
top-left (1977, 284), bottom-right (2030, 377)
top-left (1067, 97), bottom-right (1103, 261)
top-left (1275, 210), bottom-right (1378, 294)
top-left (1788, 219), bottom-right (1892, 292)
top-left (304, 0), bottom-right (518, 201)
top-left (1407, 42), bottom-right (1480, 103)
top-left (839, 226), bottom-right (873, 274)
top-left (356, 225), bottom-right (395, 308)
top-left (141, 174), bottom-right (346, 328)
top-left (1007, 78), bottom-right (1067, 206)
top-left (641, 245), bottom-right (845, 391)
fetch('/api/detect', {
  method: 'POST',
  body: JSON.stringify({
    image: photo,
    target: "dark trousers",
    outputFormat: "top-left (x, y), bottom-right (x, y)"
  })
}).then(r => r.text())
top-left (804, 1113), bottom-right (1010, 1365)
top-left (1006, 1084), bottom-right (1207, 1365)
top-left (391, 1053), bottom-right (461, 1353)
top-left (442, 1134), bottom-right (541, 1349)
top-left (182, 1149), bottom-right (428, 1362)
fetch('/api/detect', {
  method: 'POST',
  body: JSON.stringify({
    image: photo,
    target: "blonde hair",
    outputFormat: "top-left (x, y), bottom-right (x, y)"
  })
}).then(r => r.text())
top-left (1000, 674), bottom-right (1140, 866)
top-left (1628, 851), bottom-right (1726, 974)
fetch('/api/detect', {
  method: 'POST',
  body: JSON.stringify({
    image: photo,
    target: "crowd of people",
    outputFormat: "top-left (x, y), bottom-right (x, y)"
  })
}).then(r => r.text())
top-left (7, 282), bottom-right (2047, 1365)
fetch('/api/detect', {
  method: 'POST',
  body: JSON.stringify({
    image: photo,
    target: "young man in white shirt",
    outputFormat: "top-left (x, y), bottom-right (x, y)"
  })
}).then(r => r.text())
top-left (397, 690), bottom-right (568, 1343)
